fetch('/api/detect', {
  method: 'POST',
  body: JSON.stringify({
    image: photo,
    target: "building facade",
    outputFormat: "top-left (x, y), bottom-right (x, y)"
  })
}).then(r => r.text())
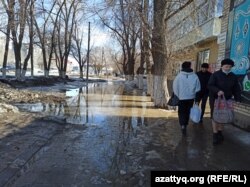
top-left (0, 36), bottom-right (43, 71)
top-left (166, 0), bottom-right (250, 130)
top-left (166, 0), bottom-right (224, 80)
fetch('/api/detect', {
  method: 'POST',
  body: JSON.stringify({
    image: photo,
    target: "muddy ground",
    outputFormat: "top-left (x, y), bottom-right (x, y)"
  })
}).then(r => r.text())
top-left (0, 76), bottom-right (106, 112)
top-left (0, 77), bottom-right (67, 107)
top-left (0, 77), bottom-right (250, 187)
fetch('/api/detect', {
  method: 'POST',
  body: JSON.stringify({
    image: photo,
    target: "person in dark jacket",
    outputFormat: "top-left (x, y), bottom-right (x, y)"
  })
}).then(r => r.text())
top-left (208, 58), bottom-right (241, 145)
top-left (195, 63), bottom-right (212, 124)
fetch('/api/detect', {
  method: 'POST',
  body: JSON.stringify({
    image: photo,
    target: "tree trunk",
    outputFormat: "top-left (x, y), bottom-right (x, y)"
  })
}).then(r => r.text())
top-left (80, 70), bottom-right (83, 79)
top-left (151, 0), bottom-right (169, 107)
top-left (30, 1), bottom-right (34, 77)
top-left (61, 71), bottom-right (66, 79)
top-left (143, 0), bottom-right (151, 94)
top-left (144, 0), bottom-right (150, 75)
top-left (147, 73), bottom-right (154, 97)
top-left (21, 69), bottom-right (27, 80)
top-left (138, 74), bottom-right (144, 90)
top-left (45, 70), bottom-right (49, 77)
top-left (2, 18), bottom-right (11, 79)
top-left (31, 50), bottom-right (34, 77)
top-left (14, 47), bottom-right (22, 80)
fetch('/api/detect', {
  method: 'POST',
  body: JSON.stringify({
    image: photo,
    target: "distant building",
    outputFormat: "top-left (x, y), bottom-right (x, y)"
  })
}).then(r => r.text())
top-left (0, 39), bottom-right (43, 70)
top-left (0, 36), bottom-right (15, 65)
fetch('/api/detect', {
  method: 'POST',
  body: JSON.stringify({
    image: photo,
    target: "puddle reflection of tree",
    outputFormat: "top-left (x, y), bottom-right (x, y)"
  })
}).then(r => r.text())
top-left (64, 82), bottom-right (125, 124)
top-left (45, 102), bottom-right (64, 116)
top-left (66, 87), bottom-right (84, 123)
top-left (64, 87), bottom-right (88, 124)
top-left (106, 109), bottom-right (148, 179)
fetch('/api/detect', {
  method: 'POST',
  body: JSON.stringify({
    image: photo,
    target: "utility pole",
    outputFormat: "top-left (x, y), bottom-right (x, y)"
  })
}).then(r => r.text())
top-left (103, 49), bottom-right (108, 79)
top-left (101, 47), bottom-right (104, 77)
top-left (86, 22), bottom-right (90, 83)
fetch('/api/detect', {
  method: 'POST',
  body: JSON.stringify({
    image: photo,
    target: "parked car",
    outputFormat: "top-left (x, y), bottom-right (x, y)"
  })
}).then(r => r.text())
top-left (0, 65), bottom-right (16, 72)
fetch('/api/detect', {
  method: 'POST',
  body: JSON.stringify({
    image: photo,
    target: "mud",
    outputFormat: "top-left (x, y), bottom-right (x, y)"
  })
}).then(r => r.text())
top-left (0, 80), bottom-right (250, 187)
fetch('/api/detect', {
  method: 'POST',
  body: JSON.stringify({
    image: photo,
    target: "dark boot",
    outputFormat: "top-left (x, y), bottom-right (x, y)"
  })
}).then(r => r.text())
top-left (213, 133), bottom-right (219, 145)
top-left (217, 131), bottom-right (224, 143)
top-left (181, 126), bottom-right (187, 136)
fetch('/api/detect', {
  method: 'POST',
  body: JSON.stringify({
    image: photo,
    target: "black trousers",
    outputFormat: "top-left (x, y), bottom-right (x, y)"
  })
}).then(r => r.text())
top-left (178, 99), bottom-right (194, 127)
top-left (197, 93), bottom-right (209, 120)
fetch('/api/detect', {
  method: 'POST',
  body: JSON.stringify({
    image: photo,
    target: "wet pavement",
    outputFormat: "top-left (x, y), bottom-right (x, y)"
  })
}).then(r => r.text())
top-left (0, 80), bottom-right (250, 187)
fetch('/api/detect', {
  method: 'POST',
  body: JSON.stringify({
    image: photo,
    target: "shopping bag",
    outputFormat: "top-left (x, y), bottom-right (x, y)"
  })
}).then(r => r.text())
top-left (167, 93), bottom-right (179, 106)
top-left (213, 96), bottom-right (234, 124)
top-left (190, 104), bottom-right (201, 123)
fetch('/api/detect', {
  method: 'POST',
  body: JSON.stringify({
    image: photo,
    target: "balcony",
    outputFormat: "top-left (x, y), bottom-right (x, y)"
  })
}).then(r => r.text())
top-left (172, 17), bottom-right (221, 51)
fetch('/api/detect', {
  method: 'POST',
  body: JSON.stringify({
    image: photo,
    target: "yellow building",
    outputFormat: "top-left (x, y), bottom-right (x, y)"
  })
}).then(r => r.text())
top-left (166, 0), bottom-right (224, 79)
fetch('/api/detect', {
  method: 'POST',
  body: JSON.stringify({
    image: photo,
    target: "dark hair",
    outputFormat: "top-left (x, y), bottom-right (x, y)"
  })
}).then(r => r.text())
top-left (182, 61), bottom-right (192, 69)
top-left (221, 58), bottom-right (234, 67)
top-left (201, 63), bottom-right (209, 68)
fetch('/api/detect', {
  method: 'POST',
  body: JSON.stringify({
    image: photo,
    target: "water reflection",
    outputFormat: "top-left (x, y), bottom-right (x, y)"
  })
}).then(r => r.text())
top-left (16, 82), bottom-right (173, 125)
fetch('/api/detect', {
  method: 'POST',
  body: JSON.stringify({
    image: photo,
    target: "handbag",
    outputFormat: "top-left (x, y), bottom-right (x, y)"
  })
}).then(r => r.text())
top-left (190, 104), bottom-right (201, 123)
top-left (213, 95), bottom-right (234, 124)
top-left (167, 93), bottom-right (179, 106)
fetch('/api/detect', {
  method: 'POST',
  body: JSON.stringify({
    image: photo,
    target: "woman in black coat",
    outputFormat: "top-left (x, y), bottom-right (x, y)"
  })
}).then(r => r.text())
top-left (208, 58), bottom-right (241, 145)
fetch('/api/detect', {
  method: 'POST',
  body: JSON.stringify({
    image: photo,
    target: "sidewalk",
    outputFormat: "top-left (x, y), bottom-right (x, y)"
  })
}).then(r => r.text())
top-left (1, 111), bottom-right (250, 187)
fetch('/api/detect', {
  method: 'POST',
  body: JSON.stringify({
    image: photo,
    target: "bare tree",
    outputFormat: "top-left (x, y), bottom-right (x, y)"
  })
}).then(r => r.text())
top-left (110, 51), bottom-right (123, 75)
top-left (150, 0), bottom-right (168, 107)
top-left (150, 0), bottom-right (191, 107)
top-left (71, 22), bottom-right (87, 78)
top-left (89, 47), bottom-right (103, 76)
top-left (54, 0), bottom-right (80, 78)
top-left (8, 0), bottom-right (31, 80)
top-left (21, 0), bottom-right (36, 79)
top-left (29, 0), bottom-right (35, 77)
top-left (137, 0), bottom-right (150, 89)
top-left (34, 0), bottom-right (61, 77)
top-left (0, 0), bottom-right (11, 79)
top-left (95, 0), bottom-right (141, 80)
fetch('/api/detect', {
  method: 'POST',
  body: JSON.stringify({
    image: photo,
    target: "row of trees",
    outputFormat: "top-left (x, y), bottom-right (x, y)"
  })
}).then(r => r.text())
top-left (0, 0), bottom-right (86, 79)
top-left (95, 0), bottom-right (189, 107)
top-left (0, 0), bottom-right (190, 107)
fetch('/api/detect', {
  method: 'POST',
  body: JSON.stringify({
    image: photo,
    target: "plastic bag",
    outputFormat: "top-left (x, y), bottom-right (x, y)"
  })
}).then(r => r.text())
top-left (167, 93), bottom-right (179, 106)
top-left (213, 96), bottom-right (234, 124)
top-left (190, 104), bottom-right (201, 123)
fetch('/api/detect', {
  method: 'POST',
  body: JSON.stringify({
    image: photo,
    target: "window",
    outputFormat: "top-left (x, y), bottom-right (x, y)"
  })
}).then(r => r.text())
top-left (197, 49), bottom-right (210, 71)
top-left (196, 2), bottom-right (210, 25)
top-left (215, 0), bottom-right (224, 17)
top-left (196, 0), bottom-right (221, 26)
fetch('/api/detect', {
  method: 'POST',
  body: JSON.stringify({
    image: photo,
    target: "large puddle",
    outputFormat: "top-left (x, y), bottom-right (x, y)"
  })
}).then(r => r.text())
top-left (15, 81), bottom-right (174, 125)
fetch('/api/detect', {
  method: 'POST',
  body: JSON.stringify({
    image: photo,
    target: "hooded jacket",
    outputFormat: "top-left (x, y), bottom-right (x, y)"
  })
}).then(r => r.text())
top-left (173, 68), bottom-right (201, 100)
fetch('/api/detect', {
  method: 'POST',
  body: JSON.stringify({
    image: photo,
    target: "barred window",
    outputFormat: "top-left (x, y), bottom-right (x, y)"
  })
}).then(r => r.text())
top-left (197, 49), bottom-right (210, 71)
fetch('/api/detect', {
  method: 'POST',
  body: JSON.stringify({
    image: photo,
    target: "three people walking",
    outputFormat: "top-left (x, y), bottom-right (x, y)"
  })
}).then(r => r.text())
top-left (172, 59), bottom-right (241, 145)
